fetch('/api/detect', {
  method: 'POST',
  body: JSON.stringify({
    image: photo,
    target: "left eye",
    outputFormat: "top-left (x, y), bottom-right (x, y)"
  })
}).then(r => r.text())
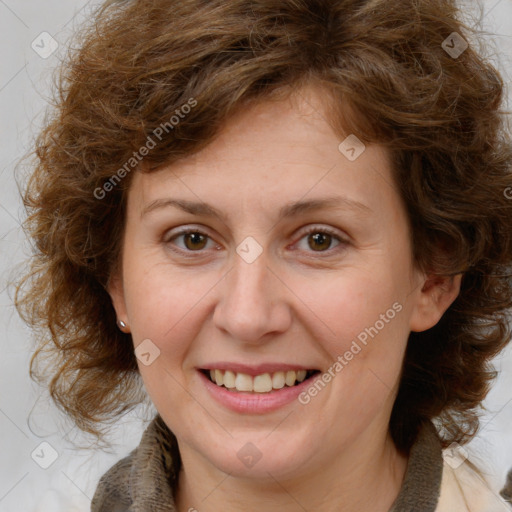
top-left (295, 228), bottom-right (344, 252)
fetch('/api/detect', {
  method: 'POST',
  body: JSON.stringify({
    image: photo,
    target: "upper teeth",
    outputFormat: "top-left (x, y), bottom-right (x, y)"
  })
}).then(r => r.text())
top-left (209, 369), bottom-right (308, 393)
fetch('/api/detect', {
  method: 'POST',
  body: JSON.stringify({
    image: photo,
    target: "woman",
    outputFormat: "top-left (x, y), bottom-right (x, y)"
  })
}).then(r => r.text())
top-left (16, 0), bottom-right (512, 510)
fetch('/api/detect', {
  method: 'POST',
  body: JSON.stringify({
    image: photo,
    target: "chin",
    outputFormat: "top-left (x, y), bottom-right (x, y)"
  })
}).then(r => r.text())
top-left (197, 433), bottom-right (316, 481)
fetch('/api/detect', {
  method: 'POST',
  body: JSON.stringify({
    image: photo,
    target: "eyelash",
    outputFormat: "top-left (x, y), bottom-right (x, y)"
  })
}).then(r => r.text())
top-left (164, 225), bottom-right (349, 258)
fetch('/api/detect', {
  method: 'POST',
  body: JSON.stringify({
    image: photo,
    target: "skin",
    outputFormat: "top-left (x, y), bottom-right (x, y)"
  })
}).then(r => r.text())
top-left (109, 84), bottom-right (461, 512)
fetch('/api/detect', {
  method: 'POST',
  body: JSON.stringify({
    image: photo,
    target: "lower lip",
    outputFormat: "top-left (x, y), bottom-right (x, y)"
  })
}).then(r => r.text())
top-left (198, 370), bottom-right (320, 414)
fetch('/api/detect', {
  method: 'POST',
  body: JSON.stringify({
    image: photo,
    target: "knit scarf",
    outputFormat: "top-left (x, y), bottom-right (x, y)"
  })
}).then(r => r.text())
top-left (91, 416), bottom-right (443, 512)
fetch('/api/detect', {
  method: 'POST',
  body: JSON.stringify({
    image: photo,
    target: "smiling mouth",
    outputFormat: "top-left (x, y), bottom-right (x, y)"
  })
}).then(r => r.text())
top-left (200, 368), bottom-right (321, 393)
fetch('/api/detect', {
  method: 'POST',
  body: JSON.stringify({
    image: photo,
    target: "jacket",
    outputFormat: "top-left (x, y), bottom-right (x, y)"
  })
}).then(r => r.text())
top-left (90, 414), bottom-right (512, 511)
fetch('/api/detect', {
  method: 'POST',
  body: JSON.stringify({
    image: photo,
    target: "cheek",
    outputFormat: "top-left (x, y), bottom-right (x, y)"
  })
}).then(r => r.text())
top-left (124, 266), bottom-right (218, 414)
top-left (123, 260), bottom-right (221, 354)
top-left (293, 268), bottom-right (407, 358)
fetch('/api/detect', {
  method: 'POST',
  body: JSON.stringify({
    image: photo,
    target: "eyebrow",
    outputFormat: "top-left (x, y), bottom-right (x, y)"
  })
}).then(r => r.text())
top-left (141, 196), bottom-right (373, 222)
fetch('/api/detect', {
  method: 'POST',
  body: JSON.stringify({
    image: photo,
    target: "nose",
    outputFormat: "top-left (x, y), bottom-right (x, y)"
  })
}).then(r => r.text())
top-left (212, 250), bottom-right (292, 344)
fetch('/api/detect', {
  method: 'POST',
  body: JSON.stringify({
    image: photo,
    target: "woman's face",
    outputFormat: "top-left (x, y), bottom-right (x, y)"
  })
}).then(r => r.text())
top-left (109, 86), bottom-right (459, 481)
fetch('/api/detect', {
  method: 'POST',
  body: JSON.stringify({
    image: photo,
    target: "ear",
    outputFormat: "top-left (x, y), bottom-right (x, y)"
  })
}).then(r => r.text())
top-left (107, 270), bottom-right (130, 331)
top-left (409, 272), bottom-right (462, 332)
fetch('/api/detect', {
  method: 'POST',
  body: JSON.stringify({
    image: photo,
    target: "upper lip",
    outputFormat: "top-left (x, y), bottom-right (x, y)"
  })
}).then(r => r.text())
top-left (198, 362), bottom-right (319, 376)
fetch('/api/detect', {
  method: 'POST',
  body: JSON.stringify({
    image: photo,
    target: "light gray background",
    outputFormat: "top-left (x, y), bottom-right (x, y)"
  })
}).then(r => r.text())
top-left (1, 1), bottom-right (511, 511)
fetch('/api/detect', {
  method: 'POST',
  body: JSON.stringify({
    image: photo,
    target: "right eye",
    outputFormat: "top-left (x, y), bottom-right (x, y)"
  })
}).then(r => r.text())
top-left (164, 227), bottom-right (221, 256)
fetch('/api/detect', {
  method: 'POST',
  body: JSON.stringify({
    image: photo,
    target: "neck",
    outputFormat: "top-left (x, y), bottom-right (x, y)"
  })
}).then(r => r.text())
top-left (175, 430), bottom-right (408, 512)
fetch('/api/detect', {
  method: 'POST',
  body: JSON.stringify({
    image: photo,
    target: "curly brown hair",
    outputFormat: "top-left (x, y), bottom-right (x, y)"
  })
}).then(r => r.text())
top-left (15, 0), bottom-right (512, 453)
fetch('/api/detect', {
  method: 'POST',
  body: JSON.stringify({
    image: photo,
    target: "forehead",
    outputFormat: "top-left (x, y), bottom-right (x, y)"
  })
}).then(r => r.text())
top-left (129, 87), bottom-right (400, 222)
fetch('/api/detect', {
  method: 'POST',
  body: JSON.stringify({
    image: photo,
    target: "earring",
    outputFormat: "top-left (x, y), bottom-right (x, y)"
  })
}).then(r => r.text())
top-left (118, 319), bottom-right (128, 331)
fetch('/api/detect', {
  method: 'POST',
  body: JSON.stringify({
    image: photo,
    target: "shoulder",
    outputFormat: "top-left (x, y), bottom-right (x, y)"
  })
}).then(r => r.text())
top-left (90, 415), bottom-right (180, 512)
top-left (90, 450), bottom-right (136, 512)
top-left (437, 455), bottom-right (510, 512)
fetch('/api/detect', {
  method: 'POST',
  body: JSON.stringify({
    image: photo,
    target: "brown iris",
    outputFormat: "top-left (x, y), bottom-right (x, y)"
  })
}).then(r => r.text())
top-left (183, 232), bottom-right (208, 250)
top-left (308, 232), bottom-right (332, 251)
